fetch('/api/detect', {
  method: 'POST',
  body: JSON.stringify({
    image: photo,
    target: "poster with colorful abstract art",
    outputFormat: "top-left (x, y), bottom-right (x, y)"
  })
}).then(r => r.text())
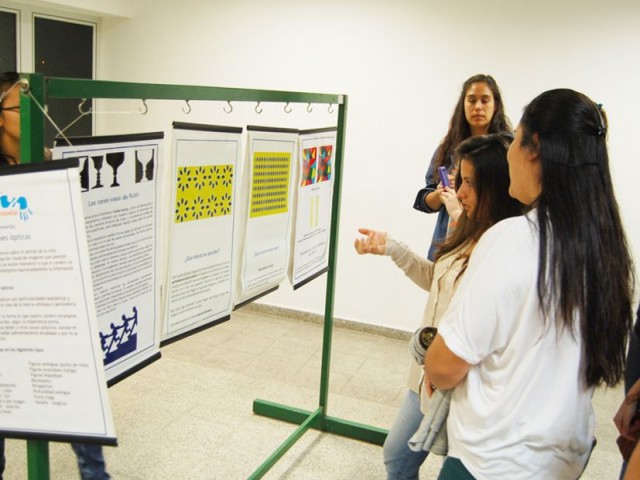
top-left (0, 160), bottom-right (116, 444)
top-left (289, 127), bottom-right (337, 288)
top-left (234, 126), bottom-right (298, 306)
top-left (162, 123), bottom-right (242, 342)
top-left (54, 132), bottom-right (164, 384)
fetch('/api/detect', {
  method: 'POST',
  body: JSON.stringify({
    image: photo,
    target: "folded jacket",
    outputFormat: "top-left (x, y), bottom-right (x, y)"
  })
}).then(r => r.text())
top-left (408, 388), bottom-right (451, 456)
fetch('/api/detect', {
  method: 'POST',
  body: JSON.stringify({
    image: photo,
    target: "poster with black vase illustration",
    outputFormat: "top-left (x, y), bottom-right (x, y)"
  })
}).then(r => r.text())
top-left (54, 132), bottom-right (163, 384)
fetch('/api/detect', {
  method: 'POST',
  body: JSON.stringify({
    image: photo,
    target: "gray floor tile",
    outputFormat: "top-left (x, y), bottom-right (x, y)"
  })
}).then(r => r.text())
top-left (2, 308), bottom-right (626, 479)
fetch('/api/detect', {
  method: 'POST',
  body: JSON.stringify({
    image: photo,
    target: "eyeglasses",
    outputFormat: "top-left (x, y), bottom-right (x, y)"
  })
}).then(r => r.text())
top-left (0, 106), bottom-right (19, 112)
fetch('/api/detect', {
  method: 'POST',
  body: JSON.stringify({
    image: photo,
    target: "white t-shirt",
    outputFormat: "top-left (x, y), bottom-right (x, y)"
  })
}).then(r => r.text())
top-left (438, 212), bottom-right (594, 480)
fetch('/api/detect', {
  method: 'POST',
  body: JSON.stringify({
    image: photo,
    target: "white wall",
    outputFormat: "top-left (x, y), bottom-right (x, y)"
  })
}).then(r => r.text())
top-left (94, 0), bottom-right (640, 332)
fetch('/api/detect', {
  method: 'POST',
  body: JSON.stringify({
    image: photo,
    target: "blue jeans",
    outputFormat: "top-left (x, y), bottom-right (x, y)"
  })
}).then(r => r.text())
top-left (71, 443), bottom-right (110, 480)
top-left (383, 389), bottom-right (429, 480)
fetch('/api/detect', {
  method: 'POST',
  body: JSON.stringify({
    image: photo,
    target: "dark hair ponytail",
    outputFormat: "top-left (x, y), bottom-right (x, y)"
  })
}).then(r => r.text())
top-left (520, 88), bottom-right (634, 388)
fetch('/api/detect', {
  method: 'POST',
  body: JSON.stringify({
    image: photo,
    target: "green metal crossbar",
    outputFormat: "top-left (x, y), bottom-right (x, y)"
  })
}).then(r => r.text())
top-left (252, 400), bottom-right (388, 445)
top-left (248, 400), bottom-right (388, 479)
top-left (17, 74), bottom-right (386, 480)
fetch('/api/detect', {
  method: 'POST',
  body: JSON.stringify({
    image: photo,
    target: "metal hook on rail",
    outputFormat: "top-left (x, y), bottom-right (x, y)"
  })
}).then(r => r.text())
top-left (139, 99), bottom-right (148, 115)
top-left (255, 101), bottom-right (263, 114)
top-left (284, 102), bottom-right (292, 114)
top-left (328, 103), bottom-right (334, 114)
top-left (306, 103), bottom-right (313, 113)
top-left (182, 99), bottom-right (191, 114)
top-left (223, 100), bottom-right (233, 114)
top-left (78, 98), bottom-right (92, 115)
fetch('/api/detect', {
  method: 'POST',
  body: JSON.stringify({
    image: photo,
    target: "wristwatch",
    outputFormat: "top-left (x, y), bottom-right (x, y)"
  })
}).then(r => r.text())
top-left (419, 326), bottom-right (438, 350)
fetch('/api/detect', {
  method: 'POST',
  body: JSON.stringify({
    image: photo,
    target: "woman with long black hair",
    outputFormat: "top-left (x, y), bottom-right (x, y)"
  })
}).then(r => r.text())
top-left (425, 89), bottom-right (634, 479)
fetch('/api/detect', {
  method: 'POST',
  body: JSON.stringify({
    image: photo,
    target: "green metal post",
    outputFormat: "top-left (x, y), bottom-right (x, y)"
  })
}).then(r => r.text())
top-left (26, 440), bottom-right (49, 480)
top-left (318, 95), bottom-right (348, 412)
top-left (19, 73), bottom-right (49, 479)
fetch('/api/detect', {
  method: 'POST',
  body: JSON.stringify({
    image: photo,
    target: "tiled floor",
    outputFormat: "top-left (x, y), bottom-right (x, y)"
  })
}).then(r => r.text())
top-left (3, 305), bottom-right (626, 479)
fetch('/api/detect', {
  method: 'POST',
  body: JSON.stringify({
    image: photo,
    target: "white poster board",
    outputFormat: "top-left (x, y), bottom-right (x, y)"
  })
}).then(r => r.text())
top-left (0, 161), bottom-right (116, 444)
top-left (289, 127), bottom-right (336, 289)
top-left (162, 123), bottom-right (242, 342)
top-left (54, 133), bottom-right (163, 384)
top-left (234, 126), bottom-right (298, 306)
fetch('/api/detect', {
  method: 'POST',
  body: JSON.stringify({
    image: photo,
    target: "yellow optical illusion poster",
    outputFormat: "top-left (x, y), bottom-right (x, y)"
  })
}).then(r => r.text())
top-left (234, 126), bottom-right (298, 306)
top-left (162, 123), bottom-right (242, 342)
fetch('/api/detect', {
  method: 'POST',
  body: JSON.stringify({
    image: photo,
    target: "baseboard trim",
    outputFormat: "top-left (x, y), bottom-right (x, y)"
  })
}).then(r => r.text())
top-left (242, 303), bottom-right (411, 341)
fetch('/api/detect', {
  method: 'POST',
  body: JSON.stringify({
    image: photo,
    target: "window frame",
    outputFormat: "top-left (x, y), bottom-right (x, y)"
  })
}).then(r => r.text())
top-left (0, 1), bottom-right (99, 137)
top-left (31, 11), bottom-right (97, 79)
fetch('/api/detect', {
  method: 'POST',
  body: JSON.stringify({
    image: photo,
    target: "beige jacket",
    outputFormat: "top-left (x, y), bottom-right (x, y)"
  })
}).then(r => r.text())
top-left (385, 236), bottom-right (467, 413)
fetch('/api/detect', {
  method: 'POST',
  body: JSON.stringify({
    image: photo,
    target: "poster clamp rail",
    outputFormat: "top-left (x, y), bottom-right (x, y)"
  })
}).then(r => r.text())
top-left (19, 73), bottom-right (384, 480)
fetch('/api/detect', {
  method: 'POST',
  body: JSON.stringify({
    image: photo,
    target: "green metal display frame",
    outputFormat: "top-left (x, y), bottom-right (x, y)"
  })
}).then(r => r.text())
top-left (17, 73), bottom-right (387, 480)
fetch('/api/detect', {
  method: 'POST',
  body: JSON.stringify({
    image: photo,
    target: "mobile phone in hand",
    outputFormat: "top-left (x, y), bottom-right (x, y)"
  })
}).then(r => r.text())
top-left (438, 166), bottom-right (450, 188)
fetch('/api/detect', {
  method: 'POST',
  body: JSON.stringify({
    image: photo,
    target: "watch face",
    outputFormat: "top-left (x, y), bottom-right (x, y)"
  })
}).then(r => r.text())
top-left (419, 327), bottom-right (438, 349)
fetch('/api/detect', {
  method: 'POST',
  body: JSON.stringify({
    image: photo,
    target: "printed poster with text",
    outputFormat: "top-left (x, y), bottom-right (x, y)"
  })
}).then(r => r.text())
top-left (0, 161), bottom-right (116, 444)
top-left (289, 127), bottom-right (336, 288)
top-left (162, 123), bottom-right (242, 342)
top-left (235, 127), bottom-right (298, 305)
top-left (54, 132), bottom-right (163, 383)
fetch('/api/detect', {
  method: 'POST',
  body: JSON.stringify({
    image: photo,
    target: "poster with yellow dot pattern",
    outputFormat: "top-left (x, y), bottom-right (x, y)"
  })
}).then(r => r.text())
top-left (249, 152), bottom-right (291, 218)
top-left (175, 165), bottom-right (234, 223)
top-left (165, 123), bottom-right (242, 343)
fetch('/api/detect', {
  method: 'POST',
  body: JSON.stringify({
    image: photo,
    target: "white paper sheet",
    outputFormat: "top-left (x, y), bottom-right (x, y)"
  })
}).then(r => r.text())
top-left (0, 162), bottom-right (116, 442)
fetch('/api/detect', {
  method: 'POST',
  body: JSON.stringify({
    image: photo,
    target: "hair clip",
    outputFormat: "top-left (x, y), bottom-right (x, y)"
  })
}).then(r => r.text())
top-left (595, 103), bottom-right (607, 136)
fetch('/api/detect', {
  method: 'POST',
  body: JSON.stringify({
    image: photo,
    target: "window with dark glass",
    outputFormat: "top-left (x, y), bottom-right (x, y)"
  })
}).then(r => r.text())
top-left (0, 10), bottom-right (17, 72)
top-left (34, 16), bottom-right (94, 146)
